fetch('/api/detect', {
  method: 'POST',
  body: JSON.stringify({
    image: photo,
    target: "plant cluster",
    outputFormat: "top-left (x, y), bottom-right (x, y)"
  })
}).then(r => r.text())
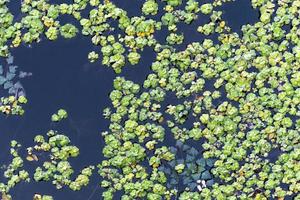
top-left (33, 194), bottom-right (54, 200)
top-left (0, 141), bottom-right (30, 199)
top-left (0, 95), bottom-right (27, 115)
top-left (51, 109), bottom-right (68, 122)
top-left (0, 111), bottom-right (94, 198)
top-left (31, 130), bottom-right (94, 191)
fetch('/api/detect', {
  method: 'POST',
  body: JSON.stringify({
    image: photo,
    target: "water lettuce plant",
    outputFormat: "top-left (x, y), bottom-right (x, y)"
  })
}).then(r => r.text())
top-left (51, 109), bottom-right (68, 122)
top-left (0, 95), bottom-right (27, 115)
top-left (60, 24), bottom-right (79, 39)
top-left (142, 0), bottom-right (159, 15)
top-left (33, 194), bottom-right (54, 200)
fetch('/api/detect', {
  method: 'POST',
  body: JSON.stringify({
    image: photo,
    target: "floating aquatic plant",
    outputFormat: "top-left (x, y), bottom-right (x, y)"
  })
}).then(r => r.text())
top-left (51, 109), bottom-right (68, 122)
top-left (200, 3), bottom-right (213, 15)
top-left (0, 141), bottom-right (30, 198)
top-left (31, 129), bottom-right (94, 190)
top-left (142, 0), bottom-right (159, 16)
top-left (0, 95), bottom-right (27, 115)
top-left (60, 23), bottom-right (78, 39)
top-left (1, 111), bottom-right (95, 198)
top-left (33, 194), bottom-right (53, 200)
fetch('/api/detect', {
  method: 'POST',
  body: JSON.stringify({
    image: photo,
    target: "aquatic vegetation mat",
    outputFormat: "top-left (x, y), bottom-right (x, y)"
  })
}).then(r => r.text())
top-left (0, 0), bottom-right (300, 199)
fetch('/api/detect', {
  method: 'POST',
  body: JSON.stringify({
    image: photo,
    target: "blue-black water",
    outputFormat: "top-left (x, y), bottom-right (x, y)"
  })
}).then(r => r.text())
top-left (0, 1), bottom-right (258, 199)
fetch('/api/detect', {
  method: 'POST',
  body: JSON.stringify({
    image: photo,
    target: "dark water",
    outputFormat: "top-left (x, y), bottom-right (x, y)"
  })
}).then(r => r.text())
top-left (0, 1), bottom-right (258, 199)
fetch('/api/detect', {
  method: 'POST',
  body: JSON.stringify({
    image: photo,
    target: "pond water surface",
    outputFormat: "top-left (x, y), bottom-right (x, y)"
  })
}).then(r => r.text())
top-left (0, 1), bottom-right (259, 199)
